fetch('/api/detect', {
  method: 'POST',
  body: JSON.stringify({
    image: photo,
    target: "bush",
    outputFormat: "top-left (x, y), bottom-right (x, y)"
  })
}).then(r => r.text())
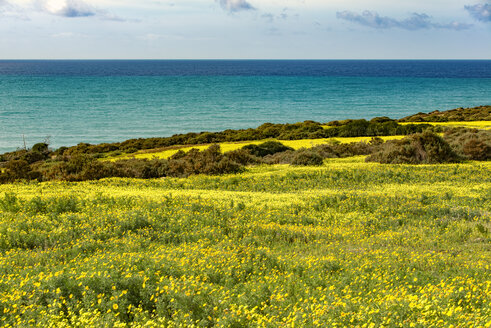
top-left (263, 150), bottom-right (296, 165)
top-left (21, 151), bottom-right (47, 164)
top-left (224, 149), bottom-right (261, 166)
top-left (242, 141), bottom-right (293, 157)
top-left (164, 145), bottom-right (244, 177)
top-left (366, 132), bottom-right (461, 164)
top-left (370, 116), bottom-right (394, 124)
top-left (32, 143), bottom-right (49, 153)
top-left (443, 128), bottom-right (491, 161)
top-left (462, 139), bottom-right (491, 161)
top-left (3, 159), bottom-right (31, 181)
top-left (399, 105), bottom-right (491, 122)
top-left (310, 139), bottom-right (382, 159)
top-left (53, 146), bottom-right (68, 157)
top-left (291, 149), bottom-right (324, 166)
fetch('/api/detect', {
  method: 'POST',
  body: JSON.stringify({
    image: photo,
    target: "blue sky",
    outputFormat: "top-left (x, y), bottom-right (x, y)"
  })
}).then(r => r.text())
top-left (0, 0), bottom-right (490, 59)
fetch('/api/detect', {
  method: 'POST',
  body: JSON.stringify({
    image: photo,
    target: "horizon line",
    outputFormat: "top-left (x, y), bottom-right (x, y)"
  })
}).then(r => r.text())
top-left (1, 58), bottom-right (491, 61)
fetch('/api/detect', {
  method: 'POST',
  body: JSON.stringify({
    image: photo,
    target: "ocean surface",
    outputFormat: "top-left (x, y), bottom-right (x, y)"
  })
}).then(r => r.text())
top-left (1, 60), bottom-right (490, 153)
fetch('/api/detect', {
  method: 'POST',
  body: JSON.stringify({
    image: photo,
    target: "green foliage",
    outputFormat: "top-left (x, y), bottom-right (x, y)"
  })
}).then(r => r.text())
top-left (224, 149), bottom-right (261, 166)
top-left (290, 149), bottom-right (324, 166)
top-left (166, 144), bottom-right (244, 177)
top-left (242, 141), bottom-right (293, 157)
top-left (32, 143), bottom-right (49, 153)
top-left (39, 116), bottom-right (440, 158)
top-left (0, 192), bottom-right (21, 212)
top-left (399, 105), bottom-right (491, 122)
top-left (444, 128), bottom-right (491, 161)
top-left (1, 108), bottom-right (489, 184)
top-left (463, 139), bottom-right (491, 161)
top-left (366, 132), bottom-right (462, 164)
top-left (37, 145), bottom-right (244, 181)
top-left (0, 159), bottom-right (40, 182)
top-left (324, 119), bottom-right (436, 138)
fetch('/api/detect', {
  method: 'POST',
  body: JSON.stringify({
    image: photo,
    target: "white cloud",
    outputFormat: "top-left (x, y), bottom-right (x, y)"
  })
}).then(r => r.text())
top-left (337, 10), bottom-right (472, 30)
top-left (51, 32), bottom-right (89, 37)
top-left (39, 0), bottom-right (97, 17)
top-left (0, 0), bottom-right (12, 11)
top-left (465, 3), bottom-right (491, 22)
top-left (217, 0), bottom-right (255, 13)
top-left (0, 0), bottom-right (29, 19)
top-left (35, 0), bottom-right (126, 20)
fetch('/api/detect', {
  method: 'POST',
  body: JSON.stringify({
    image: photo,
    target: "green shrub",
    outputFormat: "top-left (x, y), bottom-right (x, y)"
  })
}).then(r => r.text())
top-left (370, 116), bottom-right (393, 124)
top-left (291, 149), bottom-right (324, 166)
top-left (224, 149), bottom-right (261, 166)
top-left (263, 150), bottom-right (295, 165)
top-left (53, 146), bottom-right (68, 157)
top-left (462, 139), bottom-right (491, 161)
top-left (399, 105), bottom-right (490, 122)
top-left (0, 192), bottom-right (20, 212)
top-left (443, 128), bottom-right (491, 161)
top-left (1, 159), bottom-right (32, 181)
top-left (21, 151), bottom-right (47, 164)
top-left (366, 132), bottom-right (461, 164)
top-left (32, 143), bottom-right (49, 153)
top-left (242, 141), bottom-right (293, 157)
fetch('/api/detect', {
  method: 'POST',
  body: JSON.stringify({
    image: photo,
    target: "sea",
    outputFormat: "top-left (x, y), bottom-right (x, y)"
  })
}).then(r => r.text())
top-left (0, 60), bottom-right (490, 153)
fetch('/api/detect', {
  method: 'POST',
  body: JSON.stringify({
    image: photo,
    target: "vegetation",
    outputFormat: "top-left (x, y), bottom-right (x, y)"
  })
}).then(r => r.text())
top-left (290, 149), bottom-right (324, 166)
top-left (1, 105), bottom-right (488, 183)
top-left (444, 128), bottom-right (491, 161)
top-left (242, 141), bottom-right (293, 158)
top-left (398, 105), bottom-right (491, 122)
top-left (366, 132), bottom-right (462, 164)
top-left (1, 128), bottom-right (490, 183)
top-left (0, 159), bottom-right (489, 327)
top-left (0, 107), bottom-right (489, 326)
top-left (0, 145), bottom-right (245, 183)
top-left (399, 121), bottom-right (491, 130)
top-left (107, 136), bottom-right (405, 162)
top-left (0, 118), bottom-right (437, 164)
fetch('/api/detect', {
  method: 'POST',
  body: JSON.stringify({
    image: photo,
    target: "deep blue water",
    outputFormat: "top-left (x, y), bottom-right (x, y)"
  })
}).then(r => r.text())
top-left (1, 60), bottom-right (490, 153)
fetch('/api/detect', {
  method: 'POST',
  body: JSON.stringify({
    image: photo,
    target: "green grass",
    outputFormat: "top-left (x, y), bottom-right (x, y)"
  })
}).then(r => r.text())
top-left (0, 158), bottom-right (490, 327)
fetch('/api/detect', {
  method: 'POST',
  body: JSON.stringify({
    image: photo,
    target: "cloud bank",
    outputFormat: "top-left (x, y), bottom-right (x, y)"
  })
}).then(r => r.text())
top-left (217, 0), bottom-right (255, 13)
top-left (39, 0), bottom-right (97, 17)
top-left (0, 0), bottom-right (25, 18)
top-left (36, 0), bottom-right (126, 20)
top-left (465, 3), bottom-right (491, 22)
top-left (0, 0), bottom-right (11, 11)
top-left (336, 10), bottom-right (472, 30)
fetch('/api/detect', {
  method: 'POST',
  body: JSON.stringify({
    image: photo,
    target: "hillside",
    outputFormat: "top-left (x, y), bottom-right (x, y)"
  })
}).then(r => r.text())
top-left (398, 105), bottom-right (491, 122)
top-left (0, 158), bottom-right (490, 326)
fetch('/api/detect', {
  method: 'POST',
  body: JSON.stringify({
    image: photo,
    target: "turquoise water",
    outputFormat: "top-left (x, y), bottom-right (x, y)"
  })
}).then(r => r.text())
top-left (1, 60), bottom-right (490, 153)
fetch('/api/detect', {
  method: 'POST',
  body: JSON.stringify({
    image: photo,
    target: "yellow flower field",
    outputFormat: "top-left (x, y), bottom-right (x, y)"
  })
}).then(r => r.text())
top-left (0, 158), bottom-right (490, 327)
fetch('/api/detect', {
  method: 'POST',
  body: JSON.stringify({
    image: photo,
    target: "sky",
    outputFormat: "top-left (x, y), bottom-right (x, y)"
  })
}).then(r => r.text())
top-left (0, 0), bottom-right (490, 59)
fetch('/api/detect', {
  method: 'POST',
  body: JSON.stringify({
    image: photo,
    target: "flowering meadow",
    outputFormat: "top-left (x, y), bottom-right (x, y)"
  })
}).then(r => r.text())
top-left (0, 157), bottom-right (489, 327)
top-left (107, 136), bottom-right (405, 161)
top-left (107, 121), bottom-right (490, 161)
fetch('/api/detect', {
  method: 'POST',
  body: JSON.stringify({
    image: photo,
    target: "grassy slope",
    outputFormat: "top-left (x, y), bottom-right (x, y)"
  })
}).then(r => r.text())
top-left (398, 105), bottom-right (491, 122)
top-left (105, 121), bottom-right (490, 161)
top-left (399, 121), bottom-right (491, 129)
top-left (107, 136), bottom-right (405, 161)
top-left (0, 158), bottom-right (490, 327)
